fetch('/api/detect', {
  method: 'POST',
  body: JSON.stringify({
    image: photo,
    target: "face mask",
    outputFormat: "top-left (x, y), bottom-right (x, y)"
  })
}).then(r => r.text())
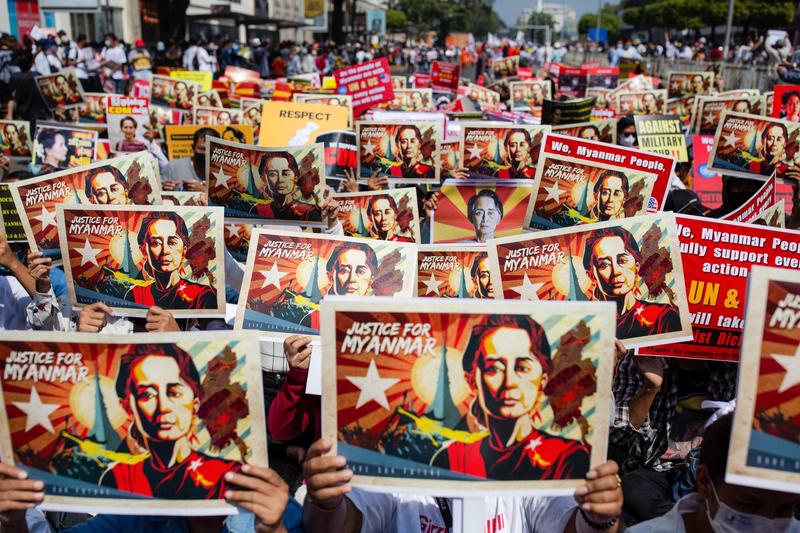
top-left (706, 479), bottom-right (795, 533)
top-left (105, 40), bottom-right (112, 48)
top-left (193, 152), bottom-right (205, 169)
top-left (620, 134), bottom-right (636, 147)
top-left (61, 37), bottom-right (69, 44)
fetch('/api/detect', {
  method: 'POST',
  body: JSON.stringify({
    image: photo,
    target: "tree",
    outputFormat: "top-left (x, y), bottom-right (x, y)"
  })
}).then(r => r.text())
top-left (621, 0), bottom-right (793, 32)
top-left (528, 11), bottom-right (555, 30)
top-left (386, 9), bottom-right (407, 30)
top-left (578, 4), bottom-right (623, 42)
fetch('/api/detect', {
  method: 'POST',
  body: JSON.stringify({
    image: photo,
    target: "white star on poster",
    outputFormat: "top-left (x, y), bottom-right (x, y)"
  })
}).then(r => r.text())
top-left (260, 261), bottom-right (288, 289)
top-left (423, 273), bottom-right (443, 295)
top-left (13, 386), bottom-right (59, 433)
top-left (34, 205), bottom-right (57, 229)
top-left (363, 140), bottom-right (377, 156)
top-left (772, 344), bottom-right (800, 393)
top-left (723, 132), bottom-right (739, 148)
top-left (544, 182), bottom-right (563, 202)
top-left (345, 358), bottom-right (399, 410)
top-left (77, 238), bottom-right (101, 267)
top-left (213, 168), bottom-right (229, 189)
top-left (703, 112), bottom-right (715, 125)
top-left (511, 273), bottom-right (543, 301)
top-left (670, 81), bottom-right (682, 92)
top-left (468, 143), bottom-right (483, 160)
top-left (188, 458), bottom-right (203, 472)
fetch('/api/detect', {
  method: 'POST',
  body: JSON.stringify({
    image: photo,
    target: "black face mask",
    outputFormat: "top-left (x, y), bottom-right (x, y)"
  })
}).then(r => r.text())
top-left (193, 152), bottom-right (205, 169)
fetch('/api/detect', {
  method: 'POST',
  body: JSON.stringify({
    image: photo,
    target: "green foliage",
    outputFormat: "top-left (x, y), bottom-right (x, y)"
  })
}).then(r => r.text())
top-left (397, 0), bottom-right (504, 40)
top-left (621, 0), bottom-right (793, 30)
top-left (386, 9), bottom-right (407, 30)
top-left (578, 4), bottom-right (623, 42)
top-left (527, 11), bottom-right (555, 30)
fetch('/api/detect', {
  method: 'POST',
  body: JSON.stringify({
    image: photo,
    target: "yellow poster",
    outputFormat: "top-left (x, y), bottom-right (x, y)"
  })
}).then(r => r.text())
top-left (258, 100), bottom-right (349, 147)
top-left (170, 70), bottom-right (213, 93)
top-left (165, 124), bottom-right (254, 160)
top-left (305, 0), bottom-right (324, 18)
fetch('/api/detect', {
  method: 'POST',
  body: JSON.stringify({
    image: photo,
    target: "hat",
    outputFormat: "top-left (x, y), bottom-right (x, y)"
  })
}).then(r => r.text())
top-left (135, 38), bottom-right (145, 48)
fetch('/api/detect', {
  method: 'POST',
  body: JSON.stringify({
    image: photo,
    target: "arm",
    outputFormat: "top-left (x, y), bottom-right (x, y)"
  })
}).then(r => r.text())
top-left (567, 462), bottom-right (623, 533)
top-left (302, 439), bottom-right (361, 533)
top-left (268, 336), bottom-right (317, 442)
top-left (0, 462), bottom-right (45, 533)
top-left (626, 357), bottom-right (664, 429)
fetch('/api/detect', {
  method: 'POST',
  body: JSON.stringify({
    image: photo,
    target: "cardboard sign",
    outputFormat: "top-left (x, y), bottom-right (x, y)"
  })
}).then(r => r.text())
top-left (431, 61), bottom-right (460, 93)
top-left (460, 123), bottom-right (549, 179)
top-left (616, 90), bottom-right (668, 116)
top-left (0, 184), bottom-right (25, 242)
top-left (721, 173), bottom-right (777, 224)
top-left (334, 188), bottom-right (420, 244)
top-left (509, 80), bottom-right (551, 112)
top-left (258, 101), bottom-right (349, 147)
top-left (0, 120), bottom-right (32, 160)
top-left (170, 70), bottom-right (213, 92)
top-left (333, 58), bottom-right (394, 116)
top-left (33, 124), bottom-right (97, 170)
top-left (165, 124), bottom-right (254, 160)
top-left (771, 84), bottom-right (800, 121)
top-left (416, 245), bottom-right (492, 298)
top-left (35, 69), bottom-right (85, 111)
top-left (691, 134), bottom-right (723, 209)
top-left (667, 71), bottom-right (713, 98)
top-left (105, 96), bottom-right (150, 155)
top-left (634, 114), bottom-right (689, 162)
top-left (552, 120), bottom-right (616, 145)
top-left (151, 75), bottom-right (198, 110)
top-left (693, 96), bottom-right (759, 135)
top-left (357, 121), bottom-right (440, 184)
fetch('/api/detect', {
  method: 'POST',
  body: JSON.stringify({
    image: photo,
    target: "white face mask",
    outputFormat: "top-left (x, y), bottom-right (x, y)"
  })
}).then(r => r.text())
top-left (620, 134), bottom-right (636, 147)
top-left (706, 479), bottom-right (796, 533)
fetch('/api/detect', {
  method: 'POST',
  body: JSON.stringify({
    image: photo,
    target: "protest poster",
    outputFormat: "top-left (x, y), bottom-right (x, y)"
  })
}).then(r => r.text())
top-left (667, 71), bottom-right (713, 98)
top-left (129, 79), bottom-right (151, 100)
top-left (320, 297), bottom-right (614, 495)
top-left (234, 229), bottom-right (416, 336)
top-left (33, 124), bottom-right (97, 170)
top-left (333, 58), bottom-right (394, 116)
top-left (555, 66), bottom-right (587, 98)
top-left (164, 125), bottom-right (254, 160)
top-left (751, 200), bottom-right (786, 228)
top-left (0, 184), bottom-right (25, 242)
top-left (0, 330), bottom-right (266, 514)
top-left (105, 96), bottom-right (150, 155)
top-left (634, 115), bottom-right (689, 162)
top-left (691, 134), bottom-right (723, 209)
top-left (692, 96), bottom-right (757, 135)
top-left (765, 91), bottom-right (775, 117)
top-left (0, 120), bottom-right (32, 159)
top-left (194, 90), bottom-right (224, 108)
top-left (161, 191), bottom-right (207, 206)
top-left (391, 76), bottom-right (407, 89)
top-left (771, 85), bottom-right (800, 121)
top-left (708, 111), bottom-right (800, 181)
top-left (440, 140), bottom-right (461, 178)
top-left (586, 87), bottom-right (611, 109)
top-left (356, 121), bottom-right (440, 184)
top-left (460, 123), bottom-right (549, 179)
top-left (667, 96), bottom-right (694, 127)
top-left (431, 179), bottom-right (533, 244)
top-left (488, 213), bottom-right (692, 349)
top-left (258, 101), bottom-right (349, 147)
top-left (169, 69), bottom-right (213, 92)
top-left (727, 266), bottom-right (800, 493)
top-left (77, 93), bottom-right (108, 124)
top-left (509, 80), bottom-right (551, 111)
top-left (637, 215), bottom-right (800, 361)
top-left (541, 97), bottom-right (595, 125)
top-left (618, 59), bottom-right (647, 79)
top-left (380, 89), bottom-right (435, 112)
top-left (57, 204), bottom-right (225, 317)
top-left (224, 223), bottom-right (252, 263)
top-left (616, 90), bottom-right (668, 116)
top-left (334, 188), bottom-right (420, 244)
top-left (206, 137), bottom-right (326, 226)
top-left (586, 66), bottom-right (619, 89)
top-left (410, 71), bottom-right (431, 88)
top-left (149, 105), bottom-right (189, 139)
top-left (417, 245), bottom-right (494, 298)
top-left (35, 69), bottom-right (85, 111)
top-left (293, 93), bottom-right (353, 127)
top-left (239, 97), bottom-right (263, 132)
top-left (223, 66), bottom-right (260, 84)
top-left (150, 75), bottom-right (198, 110)
top-left (552, 120), bottom-right (616, 145)
top-left (465, 83), bottom-right (501, 105)
top-left (524, 153), bottom-right (657, 232)
top-left (720, 173), bottom-right (777, 224)
top-left (193, 106), bottom-right (243, 126)
top-left (431, 61), bottom-right (460, 93)
top-left (10, 152), bottom-right (162, 258)
top-left (315, 130), bottom-right (357, 184)
top-left (490, 55), bottom-right (519, 78)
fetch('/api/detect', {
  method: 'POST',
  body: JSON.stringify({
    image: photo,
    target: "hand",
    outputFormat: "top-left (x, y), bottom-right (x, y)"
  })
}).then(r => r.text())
top-left (449, 167), bottom-right (468, 179)
top-left (321, 192), bottom-right (341, 231)
top-left (162, 180), bottom-right (179, 191)
top-left (77, 302), bottom-right (113, 333)
top-left (284, 335), bottom-right (312, 370)
top-left (304, 438), bottom-right (352, 510)
top-left (27, 252), bottom-right (51, 294)
top-left (145, 306), bottom-right (180, 332)
top-left (0, 155), bottom-right (9, 174)
top-left (0, 234), bottom-right (17, 268)
top-left (614, 340), bottom-right (627, 365)
top-left (342, 168), bottom-right (359, 193)
top-left (0, 461), bottom-right (44, 529)
top-left (634, 356), bottom-right (664, 390)
top-left (423, 191), bottom-right (440, 215)
top-left (225, 465), bottom-right (289, 533)
top-left (574, 461), bottom-right (622, 529)
top-left (367, 172), bottom-right (389, 191)
top-left (184, 180), bottom-right (206, 192)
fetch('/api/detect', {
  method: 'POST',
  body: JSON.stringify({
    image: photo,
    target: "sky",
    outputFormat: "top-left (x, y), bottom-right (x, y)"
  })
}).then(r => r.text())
top-left (495, 0), bottom-right (601, 26)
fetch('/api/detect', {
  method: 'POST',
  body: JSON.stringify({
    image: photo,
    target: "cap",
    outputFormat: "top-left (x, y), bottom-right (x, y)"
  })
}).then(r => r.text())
top-left (135, 38), bottom-right (145, 47)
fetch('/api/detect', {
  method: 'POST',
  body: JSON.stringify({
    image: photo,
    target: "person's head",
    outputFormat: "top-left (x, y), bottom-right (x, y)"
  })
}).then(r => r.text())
top-left (721, 175), bottom-right (763, 211)
top-left (104, 33), bottom-right (118, 48)
top-left (782, 90), bottom-right (800, 118)
top-left (593, 171), bottom-right (629, 220)
top-left (191, 127), bottom-right (219, 168)
top-left (504, 129), bottom-right (532, 168)
top-left (367, 194), bottom-right (397, 237)
top-left (217, 111), bottom-right (233, 125)
top-left (120, 116), bottom-right (138, 141)
top-left (137, 212), bottom-right (190, 278)
top-left (468, 189), bottom-right (503, 242)
top-left (690, 74), bottom-right (705, 94)
top-left (134, 38), bottom-right (145, 50)
top-left (76, 34), bottom-right (87, 47)
top-left (762, 123), bottom-right (788, 162)
top-left (732, 100), bottom-right (751, 113)
top-left (197, 94), bottom-right (210, 106)
top-left (115, 343), bottom-right (202, 446)
top-left (174, 81), bottom-right (188, 102)
top-left (261, 151), bottom-right (299, 198)
top-left (54, 74), bottom-right (70, 96)
top-left (617, 116), bottom-right (637, 147)
top-left (583, 227), bottom-right (641, 300)
top-left (579, 126), bottom-right (600, 142)
top-left (462, 314), bottom-right (552, 422)
top-left (3, 123), bottom-right (19, 145)
top-left (84, 166), bottom-right (128, 205)
top-left (325, 241), bottom-right (378, 296)
top-left (470, 253), bottom-right (493, 298)
top-left (38, 129), bottom-right (68, 164)
top-left (395, 125), bottom-right (423, 165)
top-left (696, 412), bottom-right (799, 531)
top-left (641, 92), bottom-right (657, 113)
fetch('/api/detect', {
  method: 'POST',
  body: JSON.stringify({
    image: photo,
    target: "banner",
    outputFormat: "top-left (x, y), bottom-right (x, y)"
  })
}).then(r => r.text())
top-left (234, 229), bottom-right (416, 336)
top-left (258, 101), bottom-right (349, 147)
top-left (0, 331), bottom-right (266, 514)
top-left (334, 188), bottom-right (420, 243)
top-left (35, 69), bottom-right (85, 111)
top-left (460, 123), bottom-right (549, 179)
top-left (634, 114), bottom-right (688, 162)
top-left (57, 204), bottom-right (225, 317)
top-left (320, 297), bottom-right (614, 494)
top-left (105, 96), bottom-right (150, 155)
top-left (357, 121), bottom-right (440, 184)
top-left (691, 134), bottom-right (722, 209)
top-left (667, 71), bottom-right (713, 98)
top-left (488, 213), bottom-right (692, 349)
top-left (333, 58), bottom-right (394, 116)
top-left (417, 245), bottom-right (493, 298)
top-left (637, 215), bottom-right (800, 360)
top-left (33, 124), bottom-right (97, 170)
top-left (169, 70), bottom-right (213, 92)
top-left (165, 125), bottom-right (254, 160)
top-left (206, 138), bottom-right (326, 226)
top-left (431, 61), bottom-right (460, 93)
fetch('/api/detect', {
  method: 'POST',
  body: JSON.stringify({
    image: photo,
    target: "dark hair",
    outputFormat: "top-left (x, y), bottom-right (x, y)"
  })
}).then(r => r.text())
top-left (119, 116), bottom-right (138, 129)
top-left (367, 194), bottom-right (397, 216)
top-left (136, 211), bottom-right (190, 249)
top-left (260, 151), bottom-right (299, 182)
top-left (222, 126), bottom-right (246, 143)
top-left (761, 122), bottom-right (789, 143)
top-left (582, 226), bottom-right (641, 272)
top-left (593, 170), bottom-right (629, 195)
top-left (469, 252), bottom-right (489, 279)
top-left (462, 314), bottom-right (553, 376)
top-left (38, 129), bottom-right (65, 151)
top-left (782, 90), bottom-right (800, 105)
top-left (394, 124), bottom-right (422, 146)
top-left (84, 166), bottom-right (127, 199)
top-left (504, 128), bottom-right (532, 150)
top-left (699, 412), bottom-right (733, 483)
top-left (467, 189), bottom-right (504, 219)
top-left (193, 127), bottom-right (219, 148)
top-left (4, 170), bottom-right (34, 182)
top-left (325, 241), bottom-right (378, 276)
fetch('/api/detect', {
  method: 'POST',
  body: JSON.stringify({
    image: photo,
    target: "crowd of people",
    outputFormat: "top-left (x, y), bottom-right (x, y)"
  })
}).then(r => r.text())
top-left (0, 21), bottom-right (794, 533)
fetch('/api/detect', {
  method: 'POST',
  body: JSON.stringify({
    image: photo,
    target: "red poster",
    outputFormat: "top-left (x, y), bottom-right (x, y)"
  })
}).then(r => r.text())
top-left (517, 67), bottom-right (532, 79)
top-left (412, 72), bottom-right (432, 89)
top-left (638, 214), bottom-right (800, 361)
top-left (333, 58), bottom-right (394, 116)
top-left (771, 84), bottom-right (800, 121)
top-left (721, 173), bottom-right (776, 223)
top-left (691, 134), bottom-right (722, 209)
top-left (431, 61), bottom-right (460, 93)
top-left (541, 133), bottom-right (676, 212)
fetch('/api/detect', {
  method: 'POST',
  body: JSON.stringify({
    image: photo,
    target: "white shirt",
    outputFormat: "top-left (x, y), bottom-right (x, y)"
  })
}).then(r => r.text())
top-left (103, 44), bottom-right (127, 79)
top-left (70, 46), bottom-right (96, 78)
top-left (196, 47), bottom-right (217, 72)
top-left (348, 490), bottom-right (576, 533)
top-left (0, 276), bottom-right (33, 330)
top-left (183, 45), bottom-right (198, 70)
top-left (33, 51), bottom-right (51, 75)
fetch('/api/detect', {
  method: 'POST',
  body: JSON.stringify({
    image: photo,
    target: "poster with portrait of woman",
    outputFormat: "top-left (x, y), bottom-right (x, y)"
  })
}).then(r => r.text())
top-left (35, 69), bottom-right (86, 111)
top-left (193, 107), bottom-right (243, 127)
top-left (334, 188), bottom-right (420, 244)
top-left (57, 204), bottom-right (225, 317)
top-left (0, 120), bottom-right (32, 160)
top-left (0, 330), bottom-right (267, 514)
top-left (33, 124), bottom-right (97, 170)
top-left (357, 121), bottom-right (441, 184)
top-left (105, 96), bottom-right (150, 155)
top-left (416, 245), bottom-right (493, 298)
top-left (615, 90), bottom-right (668, 116)
top-left (552, 120), bottom-right (616, 145)
top-left (460, 123), bottom-right (550, 179)
top-left (194, 90), bottom-right (224, 108)
top-left (206, 138), bottom-right (326, 227)
top-left (320, 297), bottom-right (615, 495)
top-left (151, 75), bottom-right (198, 110)
top-left (78, 93), bottom-right (108, 124)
